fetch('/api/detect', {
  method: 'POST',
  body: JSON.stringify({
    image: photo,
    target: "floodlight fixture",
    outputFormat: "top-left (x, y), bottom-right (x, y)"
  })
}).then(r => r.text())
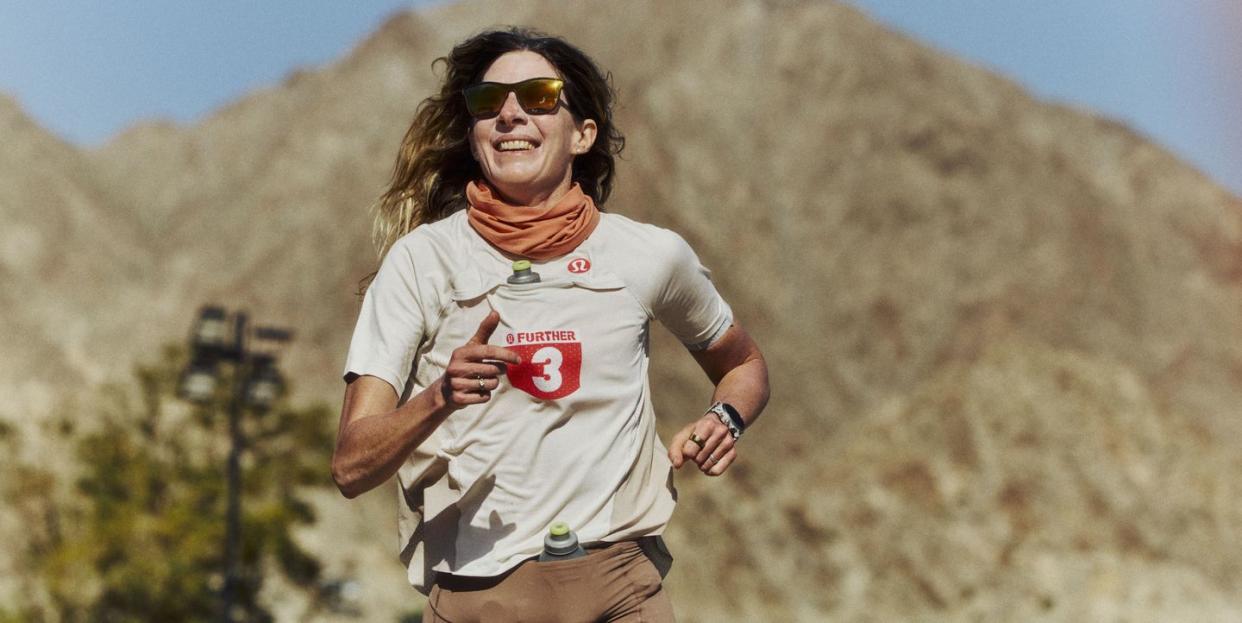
top-left (243, 359), bottom-right (284, 411)
top-left (178, 361), bottom-right (218, 405)
top-left (191, 305), bottom-right (231, 356)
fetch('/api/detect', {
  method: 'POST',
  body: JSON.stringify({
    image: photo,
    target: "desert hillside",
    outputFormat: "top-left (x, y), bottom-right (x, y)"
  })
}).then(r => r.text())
top-left (3, 0), bottom-right (1242, 620)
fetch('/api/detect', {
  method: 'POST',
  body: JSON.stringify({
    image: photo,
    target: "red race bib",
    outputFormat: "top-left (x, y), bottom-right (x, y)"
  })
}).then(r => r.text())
top-left (506, 342), bottom-right (582, 400)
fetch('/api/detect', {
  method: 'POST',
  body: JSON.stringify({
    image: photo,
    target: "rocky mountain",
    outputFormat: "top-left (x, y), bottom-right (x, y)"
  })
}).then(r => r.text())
top-left (3, 0), bottom-right (1242, 620)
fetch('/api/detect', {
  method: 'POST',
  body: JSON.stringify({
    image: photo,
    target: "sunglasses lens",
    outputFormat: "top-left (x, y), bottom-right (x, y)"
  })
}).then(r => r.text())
top-left (464, 84), bottom-right (507, 118)
top-left (515, 79), bottom-right (563, 114)
top-left (464, 79), bottom-right (565, 118)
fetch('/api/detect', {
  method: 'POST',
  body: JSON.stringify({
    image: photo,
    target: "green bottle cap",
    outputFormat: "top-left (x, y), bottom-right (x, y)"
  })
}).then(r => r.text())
top-left (549, 521), bottom-right (569, 537)
top-left (513, 260), bottom-right (532, 272)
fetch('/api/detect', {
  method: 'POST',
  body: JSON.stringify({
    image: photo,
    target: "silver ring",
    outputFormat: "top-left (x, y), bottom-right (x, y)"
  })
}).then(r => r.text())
top-left (707, 455), bottom-right (718, 465)
top-left (477, 377), bottom-right (486, 391)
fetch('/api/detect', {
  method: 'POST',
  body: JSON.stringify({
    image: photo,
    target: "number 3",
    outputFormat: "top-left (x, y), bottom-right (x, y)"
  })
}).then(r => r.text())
top-left (532, 346), bottom-right (563, 392)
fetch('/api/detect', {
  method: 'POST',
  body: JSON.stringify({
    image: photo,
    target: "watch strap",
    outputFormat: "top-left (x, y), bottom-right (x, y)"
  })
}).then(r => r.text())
top-left (707, 401), bottom-right (744, 440)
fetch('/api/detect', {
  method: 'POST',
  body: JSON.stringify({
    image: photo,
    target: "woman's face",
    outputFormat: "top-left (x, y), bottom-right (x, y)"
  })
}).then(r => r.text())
top-left (469, 50), bottom-right (597, 206)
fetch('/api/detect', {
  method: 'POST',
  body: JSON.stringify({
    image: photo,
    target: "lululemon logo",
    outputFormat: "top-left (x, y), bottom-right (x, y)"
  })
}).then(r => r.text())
top-left (567, 257), bottom-right (591, 274)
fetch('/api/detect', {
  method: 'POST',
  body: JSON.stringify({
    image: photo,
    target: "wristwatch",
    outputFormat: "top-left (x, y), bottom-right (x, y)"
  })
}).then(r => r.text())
top-left (706, 401), bottom-right (745, 441)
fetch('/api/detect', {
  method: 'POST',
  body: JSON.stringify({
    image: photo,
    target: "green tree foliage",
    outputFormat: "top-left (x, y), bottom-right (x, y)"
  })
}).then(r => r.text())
top-left (2, 344), bottom-right (335, 622)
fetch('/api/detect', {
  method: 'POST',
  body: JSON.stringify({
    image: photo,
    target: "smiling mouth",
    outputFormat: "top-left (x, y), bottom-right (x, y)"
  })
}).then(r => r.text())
top-left (496, 139), bottom-right (537, 152)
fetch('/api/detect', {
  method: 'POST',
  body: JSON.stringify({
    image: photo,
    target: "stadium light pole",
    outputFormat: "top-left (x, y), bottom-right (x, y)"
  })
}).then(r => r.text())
top-left (177, 304), bottom-right (292, 623)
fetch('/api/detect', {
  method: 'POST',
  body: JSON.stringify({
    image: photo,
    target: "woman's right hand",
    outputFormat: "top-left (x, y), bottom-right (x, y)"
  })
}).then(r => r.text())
top-left (439, 309), bottom-right (522, 409)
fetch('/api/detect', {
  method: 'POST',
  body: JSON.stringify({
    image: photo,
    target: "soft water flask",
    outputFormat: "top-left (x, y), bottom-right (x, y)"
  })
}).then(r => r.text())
top-left (539, 521), bottom-right (586, 561)
top-left (507, 259), bottom-right (541, 284)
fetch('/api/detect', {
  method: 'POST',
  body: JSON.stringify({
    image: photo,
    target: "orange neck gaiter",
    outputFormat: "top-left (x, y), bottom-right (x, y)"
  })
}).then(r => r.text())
top-left (466, 180), bottom-right (600, 260)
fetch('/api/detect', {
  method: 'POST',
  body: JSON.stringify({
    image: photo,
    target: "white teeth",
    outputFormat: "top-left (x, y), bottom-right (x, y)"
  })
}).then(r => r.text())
top-left (498, 140), bottom-right (535, 151)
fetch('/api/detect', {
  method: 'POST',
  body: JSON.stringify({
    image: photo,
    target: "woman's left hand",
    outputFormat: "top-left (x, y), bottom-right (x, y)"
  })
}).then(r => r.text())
top-left (669, 413), bottom-right (736, 476)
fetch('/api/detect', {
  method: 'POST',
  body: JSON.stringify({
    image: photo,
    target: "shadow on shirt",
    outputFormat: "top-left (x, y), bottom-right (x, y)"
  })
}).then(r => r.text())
top-left (422, 473), bottom-right (517, 570)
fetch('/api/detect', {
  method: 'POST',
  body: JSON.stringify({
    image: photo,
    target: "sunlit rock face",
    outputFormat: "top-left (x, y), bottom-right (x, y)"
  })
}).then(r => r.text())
top-left (3, 1), bottom-right (1242, 620)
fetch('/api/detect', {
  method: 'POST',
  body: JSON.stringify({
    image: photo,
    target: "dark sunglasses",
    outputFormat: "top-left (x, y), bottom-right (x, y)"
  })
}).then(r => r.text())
top-left (463, 78), bottom-right (567, 119)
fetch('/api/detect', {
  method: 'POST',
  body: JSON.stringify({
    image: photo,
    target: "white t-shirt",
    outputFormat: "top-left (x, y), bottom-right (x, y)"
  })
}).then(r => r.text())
top-left (342, 209), bottom-right (732, 592)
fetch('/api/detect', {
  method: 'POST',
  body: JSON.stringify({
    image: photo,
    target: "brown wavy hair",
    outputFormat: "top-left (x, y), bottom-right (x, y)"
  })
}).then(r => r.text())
top-left (357, 27), bottom-right (625, 294)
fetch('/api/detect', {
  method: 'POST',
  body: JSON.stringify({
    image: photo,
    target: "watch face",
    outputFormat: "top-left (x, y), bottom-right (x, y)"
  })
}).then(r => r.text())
top-left (710, 402), bottom-right (740, 426)
top-left (709, 403), bottom-right (743, 439)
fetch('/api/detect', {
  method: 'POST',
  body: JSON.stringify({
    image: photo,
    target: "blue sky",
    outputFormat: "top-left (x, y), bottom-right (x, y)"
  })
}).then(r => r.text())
top-left (0, 1), bottom-right (432, 143)
top-left (847, 0), bottom-right (1240, 195)
top-left (1, 1), bottom-right (1237, 195)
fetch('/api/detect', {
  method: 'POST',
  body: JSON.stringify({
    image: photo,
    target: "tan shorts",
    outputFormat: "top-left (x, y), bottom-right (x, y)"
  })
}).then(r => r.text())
top-left (423, 539), bottom-right (675, 623)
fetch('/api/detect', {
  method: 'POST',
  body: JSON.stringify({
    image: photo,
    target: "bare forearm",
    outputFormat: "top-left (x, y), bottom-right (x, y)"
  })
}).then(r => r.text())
top-left (709, 356), bottom-right (769, 427)
top-left (332, 311), bottom-right (519, 498)
top-left (672, 340), bottom-right (769, 476)
top-left (332, 378), bottom-right (453, 498)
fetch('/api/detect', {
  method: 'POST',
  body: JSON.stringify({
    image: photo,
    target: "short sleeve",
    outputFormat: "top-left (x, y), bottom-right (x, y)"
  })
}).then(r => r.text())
top-left (341, 235), bottom-right (441, 397)
top-left (652, 232), bottom-right (733, 351)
